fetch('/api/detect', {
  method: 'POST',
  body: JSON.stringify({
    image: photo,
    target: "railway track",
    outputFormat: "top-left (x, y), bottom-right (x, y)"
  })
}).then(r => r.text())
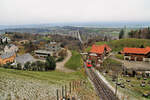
top-left (87, 68), bottom-right (119, 100)
top-left (78, 33), bottom-right (119, 100)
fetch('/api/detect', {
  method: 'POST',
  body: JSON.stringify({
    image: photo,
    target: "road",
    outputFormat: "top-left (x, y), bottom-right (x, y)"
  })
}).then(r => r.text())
top-left (56, 50), bottom-right (74, 72)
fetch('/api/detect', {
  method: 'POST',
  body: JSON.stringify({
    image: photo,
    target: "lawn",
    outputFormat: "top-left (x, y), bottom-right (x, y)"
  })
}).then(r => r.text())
top-left (65, 51), bottom-right (83, 70)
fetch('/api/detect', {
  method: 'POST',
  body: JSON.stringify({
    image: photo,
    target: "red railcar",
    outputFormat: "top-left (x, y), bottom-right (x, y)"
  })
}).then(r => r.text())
top-left (86, 60), bottom-right (92, 68)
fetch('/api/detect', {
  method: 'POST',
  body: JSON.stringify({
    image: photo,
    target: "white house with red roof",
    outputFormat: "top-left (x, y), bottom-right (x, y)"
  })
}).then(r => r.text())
top-left (89, 44), bottom-right (111, 65)
top-left (122, 47), bottom-right (150, 61)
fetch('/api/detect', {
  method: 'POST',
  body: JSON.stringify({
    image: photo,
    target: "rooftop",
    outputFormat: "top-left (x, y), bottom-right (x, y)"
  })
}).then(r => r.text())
top-left (15, 53), bottom-right (35, 65)
top-left (34, 50), bottom-right (52, 54)
top-left (122, 47), bottom-right (150, 54)
top-left (90, 44), bottom-right (111, 54)
top-left (0, 52), bottom-right (15, 59)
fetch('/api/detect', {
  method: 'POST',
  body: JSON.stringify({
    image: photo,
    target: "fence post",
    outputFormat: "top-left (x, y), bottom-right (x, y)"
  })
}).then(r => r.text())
top-left (70, 82), bottom-right (71, 94)
top-left (56, 89), bottom-right (59, 100)
top-left (65, 85), bottom-right (67, 98)
top-left (62, 86), bottom-right (64, 98)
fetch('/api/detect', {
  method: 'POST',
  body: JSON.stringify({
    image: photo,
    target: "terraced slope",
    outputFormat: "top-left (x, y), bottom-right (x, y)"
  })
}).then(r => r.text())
top-left (0, 68), bottom-right (85, 100)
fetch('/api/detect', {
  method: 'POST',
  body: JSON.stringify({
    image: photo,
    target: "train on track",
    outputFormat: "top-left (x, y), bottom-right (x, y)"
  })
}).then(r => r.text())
top-left (86, 60), bottom-right (92, 68)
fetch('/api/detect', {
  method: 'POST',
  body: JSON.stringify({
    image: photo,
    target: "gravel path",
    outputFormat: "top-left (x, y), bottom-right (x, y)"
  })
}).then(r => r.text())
top-left (56, 50), bottom-right (74, 72)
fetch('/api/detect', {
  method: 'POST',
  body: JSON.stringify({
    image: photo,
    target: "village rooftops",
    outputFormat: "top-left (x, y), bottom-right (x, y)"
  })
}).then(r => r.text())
top-left (122, 47), bottom-right (150, 54)
top-left (0, 52), bottom-right (15, 59)
top-left (90, 44), bottom-right (111, 54)
top-left (15, 53), bottom-right (35, 66)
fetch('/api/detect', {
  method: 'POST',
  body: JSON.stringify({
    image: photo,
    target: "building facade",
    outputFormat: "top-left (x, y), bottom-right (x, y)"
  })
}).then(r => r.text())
top-left (88, 44), bottom-right (111, 66)
top-left (122, 47), bottom-right (150, 61)
top-left (34, 50), bottom-right (53, 59)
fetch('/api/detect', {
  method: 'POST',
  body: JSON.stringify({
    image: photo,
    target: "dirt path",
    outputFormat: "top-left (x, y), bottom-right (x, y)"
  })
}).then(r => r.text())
top-left (56, 50), bottom-right (74, 72)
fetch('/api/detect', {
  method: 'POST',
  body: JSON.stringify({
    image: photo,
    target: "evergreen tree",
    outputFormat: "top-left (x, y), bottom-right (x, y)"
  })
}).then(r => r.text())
top-left (119, 29), bottom-right (124, 39)
top-left (140, 45), bottom-right (144, 48)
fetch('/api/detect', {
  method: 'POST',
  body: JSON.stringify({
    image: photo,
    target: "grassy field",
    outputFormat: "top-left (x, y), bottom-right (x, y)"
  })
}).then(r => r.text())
top-left (86, 38), bottom-right (150, 52)
top-left (65, 51), bottom-right (83, 70)
top-left (0, 68), bottom-right (85, 85)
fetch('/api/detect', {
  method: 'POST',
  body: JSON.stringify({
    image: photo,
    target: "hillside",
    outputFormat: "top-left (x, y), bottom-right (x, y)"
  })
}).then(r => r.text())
top-left (86, 38), bottom-right (150, 52)
top-left (0, 68), bottom-right (98, 100)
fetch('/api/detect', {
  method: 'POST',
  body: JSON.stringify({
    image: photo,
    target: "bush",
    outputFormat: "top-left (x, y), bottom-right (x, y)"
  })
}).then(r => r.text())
top-left (17, 63), bottom-right (22, 70)
top-left (45, 56), bottom-right (56, 70)
top-left (56, 57), bottom-right (64, 62)
top-left (24, 62), bottom-right (31, 70)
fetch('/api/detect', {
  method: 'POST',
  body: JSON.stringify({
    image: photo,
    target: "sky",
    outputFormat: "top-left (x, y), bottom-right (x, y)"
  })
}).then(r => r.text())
top-left (0, 0), bottom-right (150, 25)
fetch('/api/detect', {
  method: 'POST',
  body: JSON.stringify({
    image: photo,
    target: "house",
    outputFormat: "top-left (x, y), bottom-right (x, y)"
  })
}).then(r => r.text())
top-left (0, 36), bottom-right (11, 44)
top-left (0, 52), bottom-right (16, 65)
top-left (34, 50), bottom-right (53, 59)
top-left (45, 42), bottom-right (61, 52)
top-left (4, 44), bottom-right (18, 53)
top-left (122, 47), bottom-right (150, 61)
top-left (89, 44), bottom-right (111, 65)
top-left (15, 53), bottom-right (35, 68)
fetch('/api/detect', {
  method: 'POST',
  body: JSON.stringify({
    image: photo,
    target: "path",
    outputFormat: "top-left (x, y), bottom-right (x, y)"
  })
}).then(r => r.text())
top-left (56, 50), bottom-right (74, 72)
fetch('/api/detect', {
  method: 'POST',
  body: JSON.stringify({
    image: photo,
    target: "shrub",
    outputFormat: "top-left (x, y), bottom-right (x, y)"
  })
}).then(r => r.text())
top-left (56, 57), bottom-right (64, 62)
top-left (45, 56), bottom-right (56, 70)
top-left (17, 63), bottom-right (22, 70)
top-left (24, 62), bottom-right (31, 70)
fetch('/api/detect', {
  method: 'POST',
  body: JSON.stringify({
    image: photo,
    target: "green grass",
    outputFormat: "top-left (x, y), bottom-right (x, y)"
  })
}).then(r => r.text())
top-left (0, 68), bottom-right (86, 84)
top-left (65, 51), bottom-right (83, 70)
top-left (115, 54), bottom-right (124, 60)
top-left (102, 58), bottom-right (122, 68)
top-left (86, 38), bottom-right (150, 52)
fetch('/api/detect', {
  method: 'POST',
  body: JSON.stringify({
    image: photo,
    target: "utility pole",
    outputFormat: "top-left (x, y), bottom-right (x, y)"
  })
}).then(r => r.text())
top-left (115, 71), bottom-right (118, 96)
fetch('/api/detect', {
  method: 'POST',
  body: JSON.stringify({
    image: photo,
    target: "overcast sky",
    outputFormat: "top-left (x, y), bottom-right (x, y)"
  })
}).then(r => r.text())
top-left (0, 0), bottom-right (150, 25)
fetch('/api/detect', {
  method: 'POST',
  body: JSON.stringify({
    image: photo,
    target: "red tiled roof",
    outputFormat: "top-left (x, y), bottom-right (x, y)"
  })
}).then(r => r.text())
top-left (122, 47), bottom-right (150, 54)
top-left (90, 44), bottom-right (111, 54)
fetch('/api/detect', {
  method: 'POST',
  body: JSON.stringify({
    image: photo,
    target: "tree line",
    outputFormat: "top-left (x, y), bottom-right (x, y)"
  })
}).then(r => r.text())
top-left (128, 27), bottom-right (150, 39)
